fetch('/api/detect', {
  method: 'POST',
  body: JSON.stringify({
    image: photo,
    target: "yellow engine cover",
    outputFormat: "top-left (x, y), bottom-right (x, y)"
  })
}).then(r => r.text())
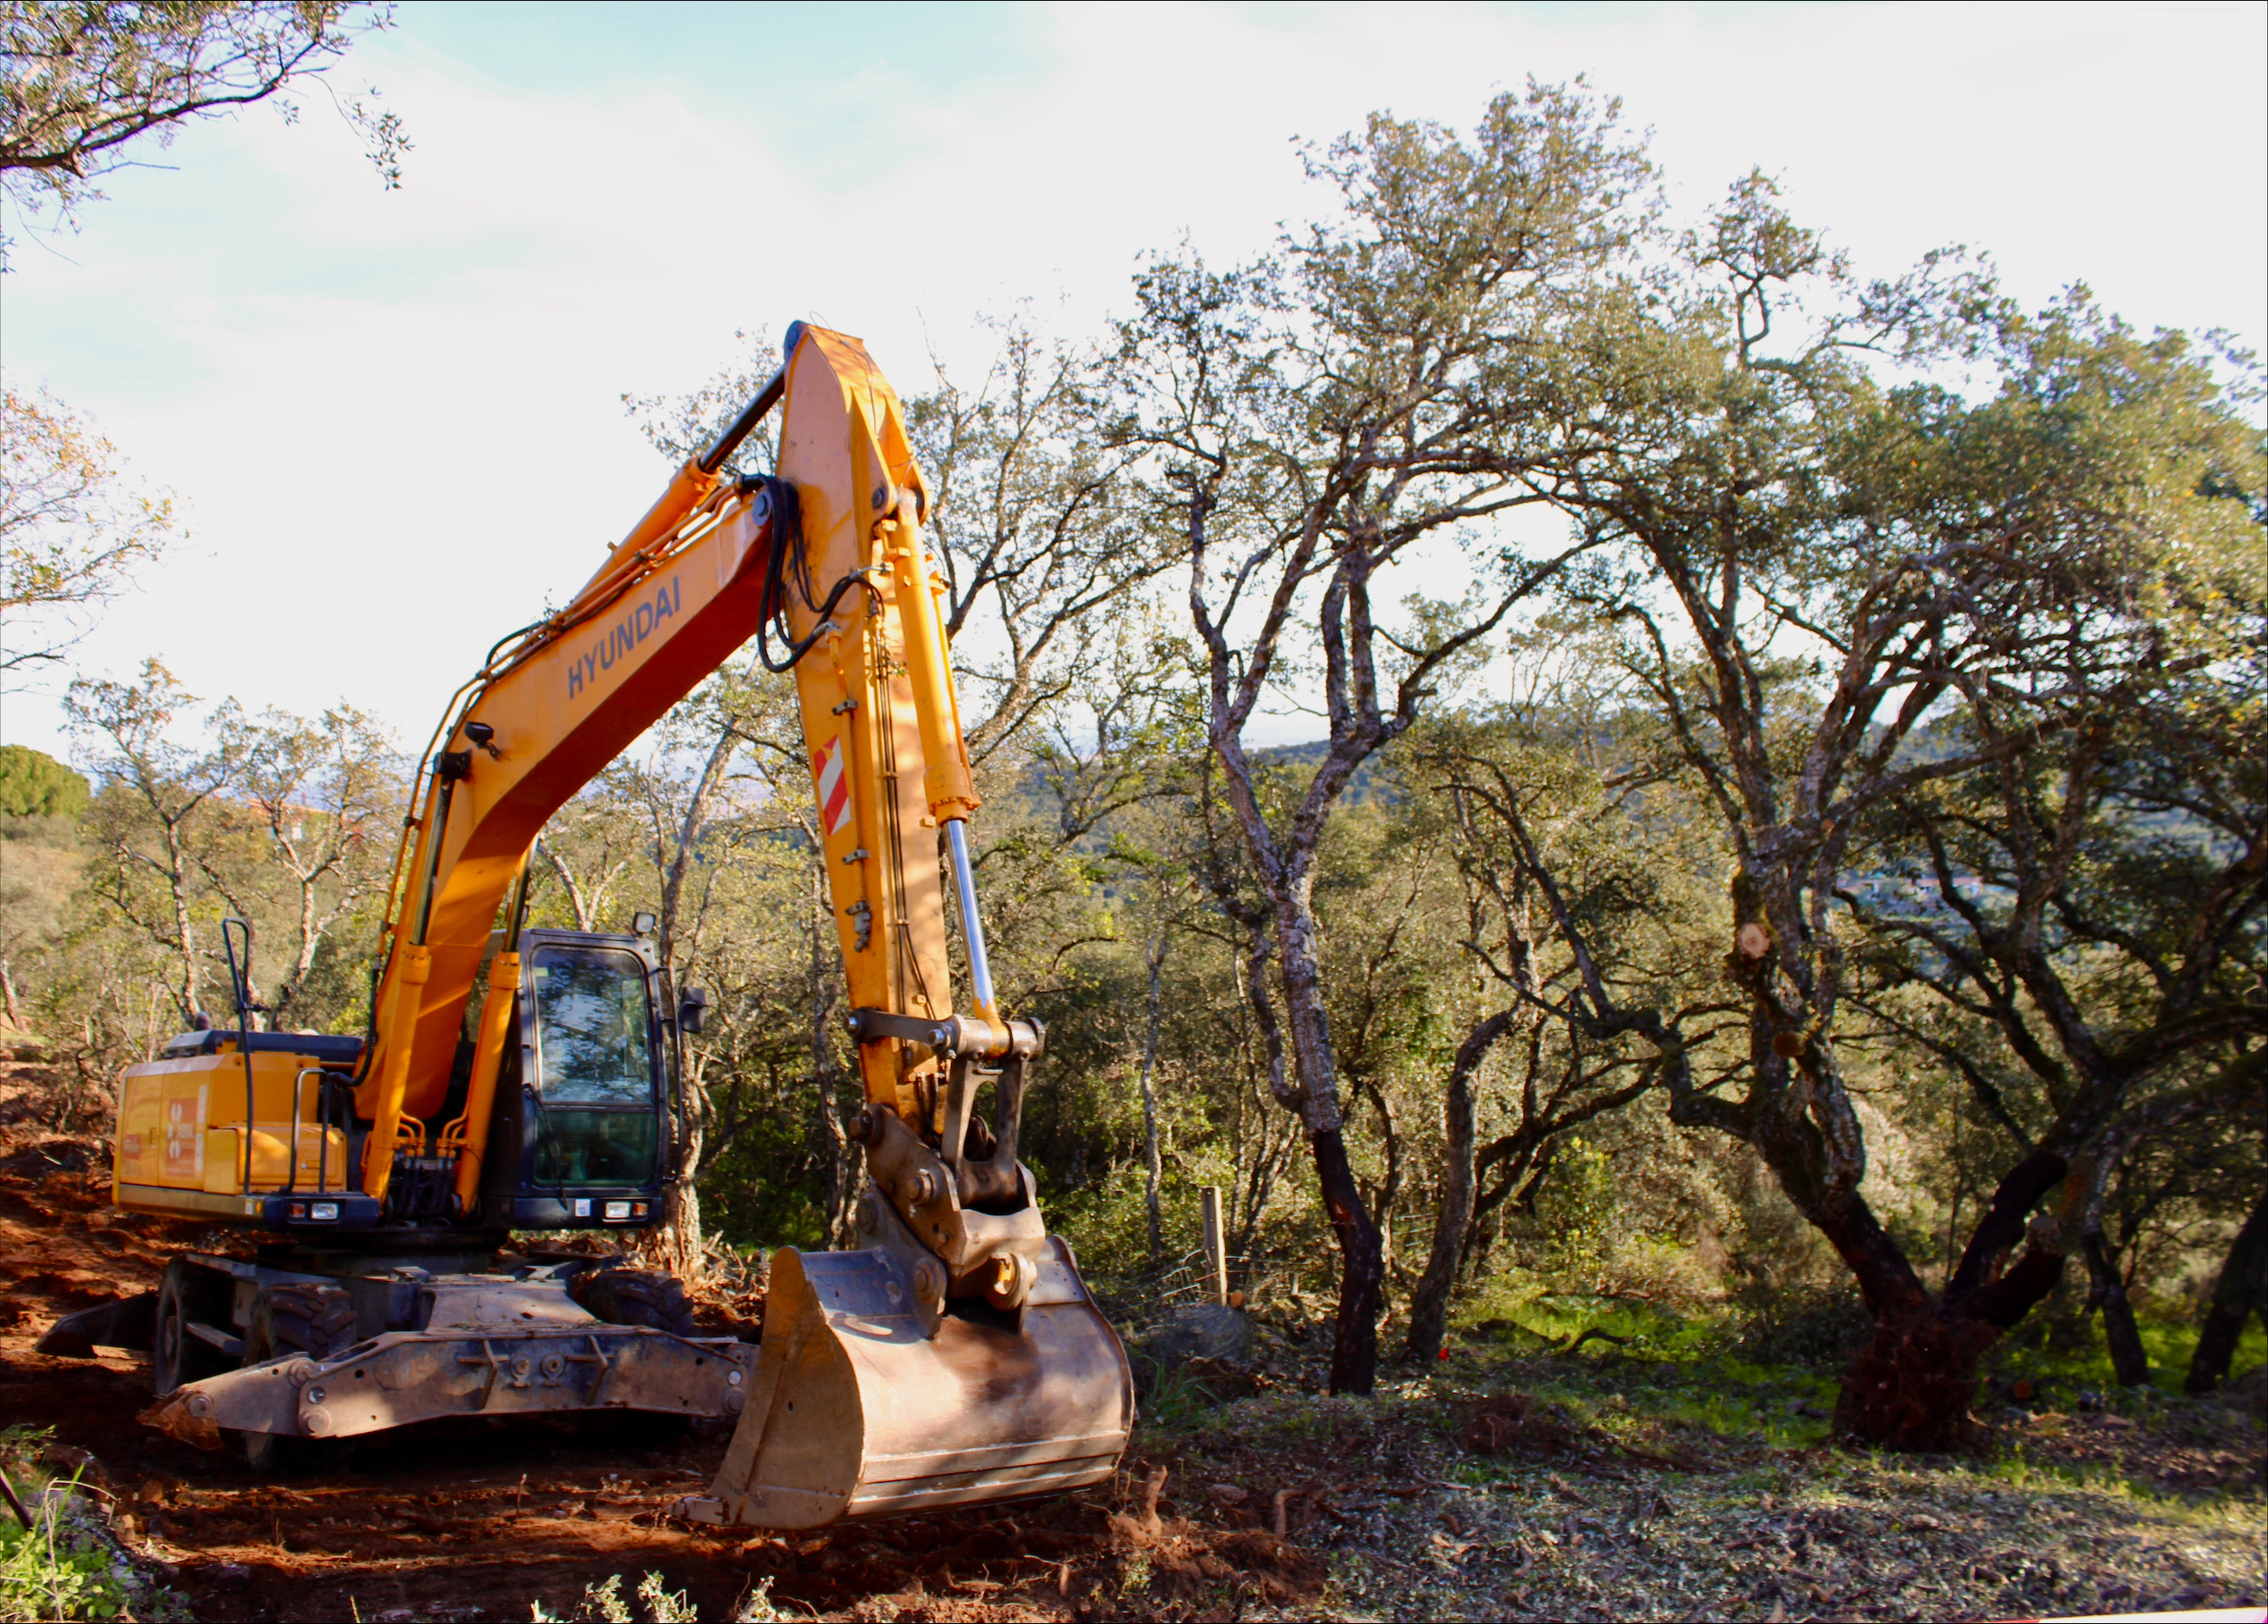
top-left (114, 1047), bottom-right (353, 1220)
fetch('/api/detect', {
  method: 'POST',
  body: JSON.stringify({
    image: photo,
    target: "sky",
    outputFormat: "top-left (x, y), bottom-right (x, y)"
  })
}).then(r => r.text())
top-left (4, 0), bottom-right (2264, 766)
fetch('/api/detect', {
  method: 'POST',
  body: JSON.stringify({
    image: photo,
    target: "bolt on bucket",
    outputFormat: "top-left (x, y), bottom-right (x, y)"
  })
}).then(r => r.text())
top-left (688, 1237), bottom-right (1132, 1529)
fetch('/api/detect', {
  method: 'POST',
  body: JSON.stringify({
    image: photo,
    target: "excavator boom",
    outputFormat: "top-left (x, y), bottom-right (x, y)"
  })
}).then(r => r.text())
top-left (361, 326), bottom-right (979, 1185)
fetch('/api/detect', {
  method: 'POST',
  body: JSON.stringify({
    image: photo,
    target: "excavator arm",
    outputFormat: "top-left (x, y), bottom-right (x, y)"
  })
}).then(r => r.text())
top-left (354, 323), bottom-right (1130, 1525)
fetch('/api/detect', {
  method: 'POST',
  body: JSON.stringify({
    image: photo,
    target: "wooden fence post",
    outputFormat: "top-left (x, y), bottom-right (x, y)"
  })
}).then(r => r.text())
top-left (1201, 1186), bottom-right (1229, 1305)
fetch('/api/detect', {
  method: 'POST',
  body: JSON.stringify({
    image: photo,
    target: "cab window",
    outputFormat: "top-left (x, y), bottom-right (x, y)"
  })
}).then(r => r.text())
top-left (529, 946), bottom-right (655, 1106)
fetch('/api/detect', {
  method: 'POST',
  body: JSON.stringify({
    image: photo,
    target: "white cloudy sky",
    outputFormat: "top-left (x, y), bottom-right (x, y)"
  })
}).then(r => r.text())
top-left (4, 0), bottom-right (2263, 763)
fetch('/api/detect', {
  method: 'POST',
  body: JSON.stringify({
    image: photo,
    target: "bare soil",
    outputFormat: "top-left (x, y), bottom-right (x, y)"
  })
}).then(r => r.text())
top-left (3, 1060), bottom-right (2261, 1622)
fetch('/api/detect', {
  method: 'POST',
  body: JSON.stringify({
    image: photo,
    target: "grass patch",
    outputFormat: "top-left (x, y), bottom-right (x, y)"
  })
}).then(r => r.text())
top-left (1133, 1353), bottom-right (1225, 1431)
top-left (1986, 1305), bottom-right (2268, 1401)
top-left (1450, 1267), bottom-right (2268, 1440)
top-left (1, 1428), bottom-right (187, 1623)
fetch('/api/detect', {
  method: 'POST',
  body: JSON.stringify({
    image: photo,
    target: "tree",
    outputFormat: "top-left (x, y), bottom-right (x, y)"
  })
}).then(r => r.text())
top-left (65, 660), bottom-right (246, 1020)
top-left (1, 0), bottom-right (406, 249)
top-left (214, 703), bottom-right (398, 1026)
top-left (906, 312), bottom-right (1164, 755)
top-left (1822, 300), bottom-right (2266, 1437)
top-left (63, 666), bottom-right (399, 1037)
top-left (2062, 1103), bottom-right (2263, 1388)
top-left (1112, 79), bottom-right (1653, 1393)
top-left (626, 656), bottom-right (816, 1275)
top-left (2187, 1188), bottom-right (2268, 1395)
top-left (1, 382), bottom-right (176, 673)
top-left (0, 743), bottom-right (88, 819)
top-left (1100, 796), bottom-right (1214, 1268)
top-left (1400, 650), bottom-right (1725, 1362)
top-left (1522, 171), bottom-right (2264, 1445)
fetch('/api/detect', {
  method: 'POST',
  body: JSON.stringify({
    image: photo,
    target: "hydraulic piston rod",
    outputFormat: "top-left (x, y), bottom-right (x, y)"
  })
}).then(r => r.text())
top-left (945, 820), bottom-right (996, 1022)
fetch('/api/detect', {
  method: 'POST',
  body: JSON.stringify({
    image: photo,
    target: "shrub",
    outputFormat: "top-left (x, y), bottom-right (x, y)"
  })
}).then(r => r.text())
top-left (1729, 1283), bottom-right (1870, 1369)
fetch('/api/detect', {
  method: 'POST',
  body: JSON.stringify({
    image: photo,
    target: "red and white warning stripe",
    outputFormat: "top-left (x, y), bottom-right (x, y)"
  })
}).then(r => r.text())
top-left (812, 736), bottom-right (854, 837)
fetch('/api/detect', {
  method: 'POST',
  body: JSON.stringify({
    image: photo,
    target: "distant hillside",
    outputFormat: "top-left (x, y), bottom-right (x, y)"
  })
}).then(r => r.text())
top-left (1248, 739), bottom-right (1389, 809)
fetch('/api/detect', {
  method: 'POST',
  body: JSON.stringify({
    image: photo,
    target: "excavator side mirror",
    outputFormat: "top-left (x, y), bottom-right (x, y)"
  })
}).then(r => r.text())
top-left (679, 987), bottom-right (707, 1037)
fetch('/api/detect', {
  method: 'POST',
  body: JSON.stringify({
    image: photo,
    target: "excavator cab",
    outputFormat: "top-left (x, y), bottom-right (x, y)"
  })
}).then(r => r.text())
top-left (472, 928), bottom-right (679, 1231)
top-left (106, 924), bottom-right (686, 1236)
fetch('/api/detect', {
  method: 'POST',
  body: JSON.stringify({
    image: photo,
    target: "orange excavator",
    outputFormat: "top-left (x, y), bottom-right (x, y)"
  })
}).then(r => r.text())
top-left (42, 325), bottom-right (1133, 1521)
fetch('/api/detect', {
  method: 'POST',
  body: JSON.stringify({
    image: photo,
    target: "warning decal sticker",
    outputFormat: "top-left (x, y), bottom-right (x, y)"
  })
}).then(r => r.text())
top-left (813, 736), bottom-right (854, 837)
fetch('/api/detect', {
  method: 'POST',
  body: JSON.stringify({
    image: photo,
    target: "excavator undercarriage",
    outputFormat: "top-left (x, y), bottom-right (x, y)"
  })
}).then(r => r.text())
top-left (128, 1252), bottom-right (750, 1462)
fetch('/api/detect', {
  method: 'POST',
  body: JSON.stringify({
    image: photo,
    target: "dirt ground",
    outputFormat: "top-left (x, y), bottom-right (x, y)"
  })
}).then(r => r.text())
top-left (3, 1060), bottom-right (2263, 1623)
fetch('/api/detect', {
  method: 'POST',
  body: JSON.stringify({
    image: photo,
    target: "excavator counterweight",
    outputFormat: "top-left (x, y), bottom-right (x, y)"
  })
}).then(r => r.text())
top-left (52, 325), bottom-right (1132, 1512)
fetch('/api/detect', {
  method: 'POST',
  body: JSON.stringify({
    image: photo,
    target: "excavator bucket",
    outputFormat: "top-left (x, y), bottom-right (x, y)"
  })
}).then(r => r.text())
top-left (684, 1238), bottom-right (1132, 1529)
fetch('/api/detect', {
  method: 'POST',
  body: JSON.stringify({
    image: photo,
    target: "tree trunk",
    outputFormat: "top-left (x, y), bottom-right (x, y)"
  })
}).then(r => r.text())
top-left (2083, 1234), bottom-right (2151, 1387)
top-left (1405, 1011), bottom-right (1513, 1362)
top-left (646, 971), bottom-right (710, 1283)
top-left (163, 820), bottom-right (199, 1020)
top-left (1275, 889), bottom-right (1385, 1395)
top-left (1363, 1075), bottom-right (1403, 1278)
top-left (1313, 1126), bottom-right (1383, 1395)
top-left (2186, 1187), bottom-right (2268, 1395)
top-left (658, 1085), bottom-right (707, 1282)
top-left (1817, 1176), bottom-right (2069, 1448)
top-left (647, 715), bottom-right (743, 1277)
top-left (0, 953), bottom-right (22, 1031)
top-left (1138, 920), bottom-right (1167, 1266)
top-left (1234, 1114), bottom-right (1295, 1259)
top-left (1834, 1305), bottom-right (2001, 1450)
top-left (537, 837), bottom-right (598, 932)
top-left (1229, 936), bottom-right (1297, 1257)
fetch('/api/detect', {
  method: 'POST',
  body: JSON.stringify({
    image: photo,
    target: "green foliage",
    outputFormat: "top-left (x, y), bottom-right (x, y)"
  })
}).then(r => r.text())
top-left (528, 1571), bottom-right (698, 1623)
top-left (38, 662), bottom-right (402, 1057)
top-left (1727, 1282), bottom-right (1871, 1369)
top-left (0, 1429), bottom-right (185, 1623)
top-left (1987, 1304), bottom-right (2268, 1403)
top-left (1131, 1353), bottom-right (1222, 1432)
top-left (0, 746), bottom-right (87, 821)
top-left (1534, 1137), bottom-right (1617, 1286)
top-left (0, 0), bottom-right (407, 238)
